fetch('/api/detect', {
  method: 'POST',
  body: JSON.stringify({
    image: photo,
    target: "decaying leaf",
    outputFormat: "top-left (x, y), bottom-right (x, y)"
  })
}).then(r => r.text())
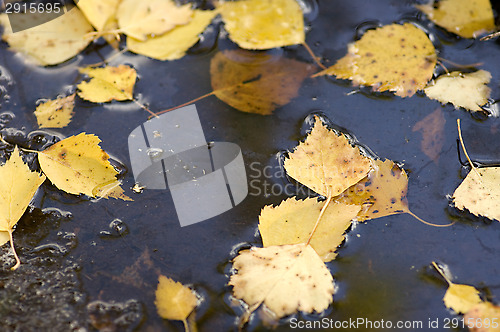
top-left (77, 65), bottom-right (137, 103)
top-left (412, 108), bottom-right (445, 163)
top-left (424, 70), bottom-right (491, 112)
top-left (258, 197), bottom-right (360, 262)
top-left (465, 302), bottom-right (500, 332)
top-left (0, 147), bottom-right (46, 269)
top-left (34, 94), bottom-right (76, 128)
top-left (210, 50), bottom-right (314, 114)
top-left (284, 117), bottom-right (372, 197)
top-left (416, 0), bottom-right (495, 38)
top-left (128, 9), bottom-right (218, 61)
top-left (116, 0), bottom-right (193, 41)
top-left (155, 275), bottom-right (198, 323)
top-left (314, 23), bottom-right (437, 97)
top-left (334, 159), bottom-right (410, 222)
top-left (218, 0), bottom-right (304, 50)
top-left (0, 8), bottom-right (94, 66)
top-left (230, 244), bottom-right (334, 319)
top-left (37, 133), bottom-right (131, 200)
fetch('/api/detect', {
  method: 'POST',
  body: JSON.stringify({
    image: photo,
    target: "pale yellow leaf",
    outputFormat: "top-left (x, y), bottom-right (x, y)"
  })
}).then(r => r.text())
top-left (37, 133), bottom-right (131, 201)
top-left (77, 0), bottom-right (120, 31)
top-left (424, 70), bottom-right (491, 112)
top-left (128, 9), bottom-right (218, 61)
top-left (444, 283), bottom-right (483, 314)
top-left (155, 275), bottom-right (198, 321)
top-left (117, 0), bottom-right (193, 41)
top-left (0, 231), bottom-right (9, 246)
top-left (464, 302), bottom-right (500, 332)
top-left (416, 0), bottom-right (495, 38)
top-left (77, 65), bottom-right (137, 102)
top-left (314, 23), bottom-right (437, 97)
top-left (0, 8), bottom-right (94, 66)
top-left (210, 49), bottom-right (314, 114)
top-left (229, 244), bottom-right (334, 318)
top-left (34, 94), bottom-right (75, 128)
top-left (258, 197), bottom-right (360, 262)
top-left (284, 116), bottom-right (372, 197)
top-left (218, 0), bottom-right (304, 49)
top-left (453, 167), bottom-right (500, 221)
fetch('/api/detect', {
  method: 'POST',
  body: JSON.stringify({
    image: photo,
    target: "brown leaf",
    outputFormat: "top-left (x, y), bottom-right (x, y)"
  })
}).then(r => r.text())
top-left (412, 108), bottom-right (445, 163)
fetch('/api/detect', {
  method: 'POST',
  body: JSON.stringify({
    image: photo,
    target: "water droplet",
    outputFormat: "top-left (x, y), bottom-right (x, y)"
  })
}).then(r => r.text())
top-left (99, 219), bottom-right (129, 238)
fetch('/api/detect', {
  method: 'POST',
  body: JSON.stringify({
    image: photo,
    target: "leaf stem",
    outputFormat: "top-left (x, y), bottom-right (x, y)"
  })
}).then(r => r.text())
top-left (457, 119), bottom-right (481, 179)
top-left (437, 57), bottom-right (483, 69)
top-left (182, 319), bottom-right (190, 332)
top-left (306, 194), bottom-right (332, 245)
top-left (406, 210), bottom-right (455, 227)
top-left (133, 99), bottom-right (158, 118)
top-left (151, 91), bottom-right (216, 118)
top-left (431, 261), bottom-right (451, 285)
top-left (8, 230), bottom-right (20, 270)
top-left (301, 42), bottom-right (327, 70)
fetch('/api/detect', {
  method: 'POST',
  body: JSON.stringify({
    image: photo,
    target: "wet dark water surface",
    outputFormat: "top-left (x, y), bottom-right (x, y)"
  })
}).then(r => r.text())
top-left (1, 0), bottom-right (500, 331)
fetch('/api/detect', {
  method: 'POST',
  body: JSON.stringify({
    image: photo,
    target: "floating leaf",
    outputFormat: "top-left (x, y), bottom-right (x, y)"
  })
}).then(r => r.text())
top-left (258, 197), bottom-right (360, 262)
top-left (412, 108), bottom-right (445, 163)
top-left (210, 50), bottom-right (314, 114)
top-left (155, 275), bottom-right (198, 326)
top-left (77, 0), bottom-right (121, 47)
top-left (424, 70), bottom-right (491, 112)
top-left (314, 23), bottom-right (437, 97)
top-left (77, 65), bottom-right (137, 103)
top-left (37, 133), bottom-right (131, 201)
top-left (416, 0), bottom-right (495, 38)
top-left (116, 0), bottom-right (193, 41)
top-left (34, 93), bottom-right (76, 128)
top-left (0, 8), bottom-right (94, 65)
top-left (128, 9), bottom-right (218, 61)
top-left (0, 147), bottom-right (46, 269)
top-left (230, 243), bottom-right (334, 319)
top-left (284, 117), bottom-right (372, 197)
top-left (218, 0), bottom-right (304, 50)
top-left (464, 302), bottom-right (500, 332)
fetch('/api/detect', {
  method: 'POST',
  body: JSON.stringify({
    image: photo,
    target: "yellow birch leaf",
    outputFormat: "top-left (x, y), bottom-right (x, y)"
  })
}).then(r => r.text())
top-left (0, 146), bottom-right (45, 268)
top-left (424, 70), bottom-right (491, 112)
top-left (77, 0), bottom-right (121, 48)
top-left (0, 232), bottom-right (9, 247)
top-left (116, 0), bottom-right (193, 41)
top-left (127, 9), bottom-right (218, 61)
top-left (284, 116), bottom-right (372, 197)
top-left (218, 0), bottom-right (304, 50)
top-left (444, 283), bottom-right (482, 314)
top-left (416, 0), bottom-right (495, 38)
top-left (77, 65), bottom-right (137, 102)
top-left (210, 49), bottom-right (314, 114)
top-left (453, 167), bottom-right (500, 221)
top-left (37, 133), bottom-right (131, 201)
top-left (334, 159), bottom-right (409, 222)
top-left (258, 197), bottom-right (360, 262)
top-left (314, 23), bottom-right (437, 97)
top-left (34, 93), bottom-right (76, 128)
top-left (465, 302), bottom-right (500, 332)
top-left (155, 275), bottom-right (198, 322)
top-left (229, 244), bottom-right (334, 318)
top-left (0, 8), bottom-right (94, 66)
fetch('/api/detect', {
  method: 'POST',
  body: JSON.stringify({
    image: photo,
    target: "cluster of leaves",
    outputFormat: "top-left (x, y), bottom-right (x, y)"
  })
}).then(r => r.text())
top-left (0, 134), bottom-right (129, 269)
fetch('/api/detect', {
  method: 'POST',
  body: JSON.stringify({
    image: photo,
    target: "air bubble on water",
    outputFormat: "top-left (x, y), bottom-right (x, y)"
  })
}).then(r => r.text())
top-left (99, 219), bottom-right (129, 238)
top-left (147, 147), bottom-right (164, 158)
top-left (296, 0), bottom-right (319, 22)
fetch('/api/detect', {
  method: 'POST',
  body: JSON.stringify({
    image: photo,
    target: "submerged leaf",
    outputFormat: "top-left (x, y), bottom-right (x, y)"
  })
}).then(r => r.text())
top-left (155, 275), bottom-right (198, 321)
top-left (77, 65), bottom-right (137, 102)
top-left (0, 8), bottom-right (94, 65)
top-left (128, 9), bottom-right (218, 61)
top-left (230, 244), bottom-right (334, 318)
top-left (284, 116), bottom-right (372, 197)
top-left (210, 50), bottom-right (314, 114)
top-left (258, 198), bottom-right (360, 262)
top-left (424, 70), bottom-right (491, 112)
top-left (116, 0), bottom-right (193, 41)
top-left (412, 108), bottom-right (445, 163)
top-left (315, 23), bottom-right (436, 97)
top-left (416, 0), bottom-right (495, 38)
top-left (37, 133), bottom-right (131, 200)
top-left (218, 0), bottom-right (304, 50)
top-left (34, 94), bottom-right (76, 128)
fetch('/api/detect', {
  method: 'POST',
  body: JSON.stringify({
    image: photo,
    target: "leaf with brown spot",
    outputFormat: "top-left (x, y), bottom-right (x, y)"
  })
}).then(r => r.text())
top-left (34, 93), bottom-right (76, 129)
top-left (210, 49), bottom-right (314, 115)
top-left (37, 133), bottom-right (131, 201)
top-left (77, 65), bottom-right (137, 103)
top-left (314, 23), bottom-right (437, 97)
top-left (284, 116), bottom-right (372, 197)
top-left (229, 244), bottom-right (334, 319)
top-left (258, 197), bottom-right (360, 262)
top-left (416, 0), bottom-right (495, 38)
top-left (412, 108), bottom-right (445, 163)
top-left (464, 302), bottom-right (500, 332)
